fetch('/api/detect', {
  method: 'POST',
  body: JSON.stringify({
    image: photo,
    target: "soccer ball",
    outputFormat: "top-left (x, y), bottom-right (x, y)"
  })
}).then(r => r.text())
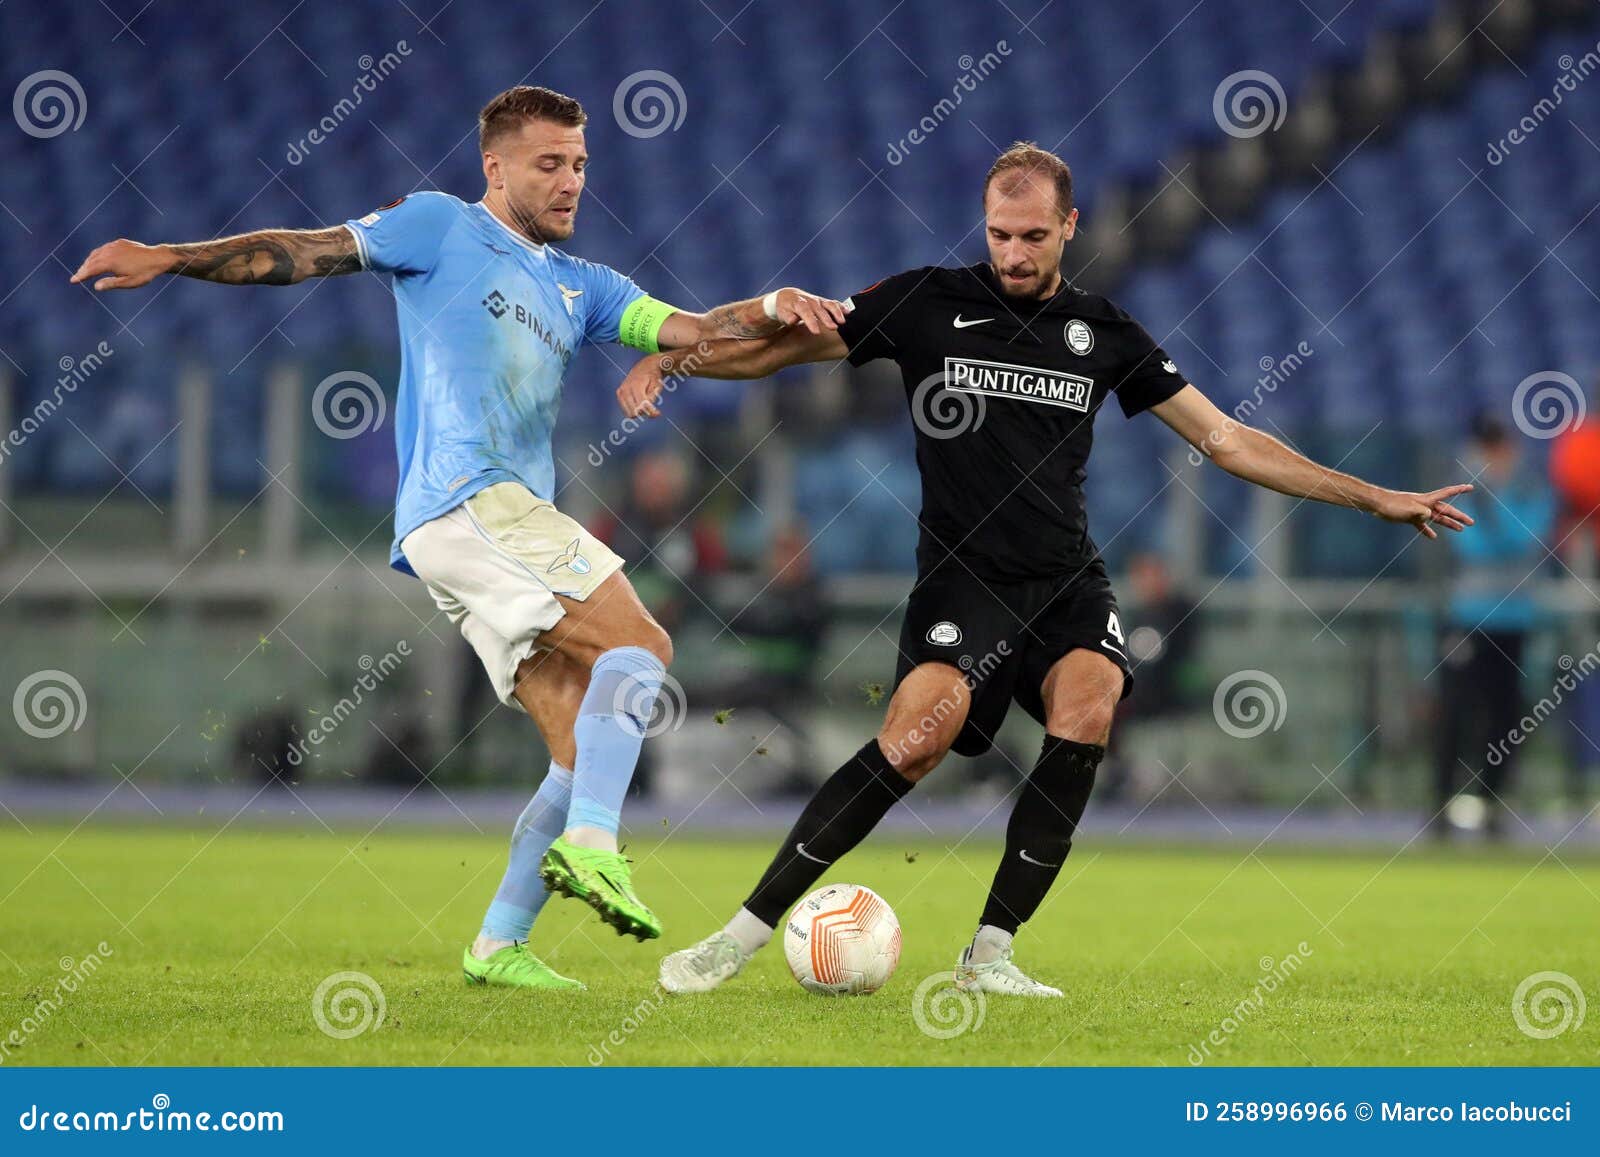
top-left (784, 883), bottom-right (901, 995)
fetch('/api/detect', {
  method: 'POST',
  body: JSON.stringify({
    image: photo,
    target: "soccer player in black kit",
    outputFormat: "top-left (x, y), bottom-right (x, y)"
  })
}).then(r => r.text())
top-left (625, 143), bottom-right (1475, 996)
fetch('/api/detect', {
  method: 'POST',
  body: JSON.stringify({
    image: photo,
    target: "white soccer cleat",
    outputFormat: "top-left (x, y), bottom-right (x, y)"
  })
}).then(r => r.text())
top-left (658, 930), bottom-right (752, 994)
top-left (954, 945), bottom-right (1063, 997)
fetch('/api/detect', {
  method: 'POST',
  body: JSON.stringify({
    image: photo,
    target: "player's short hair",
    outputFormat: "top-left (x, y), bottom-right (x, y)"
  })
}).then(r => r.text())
top-left (984, 142), bottom-right (1074, 218)
top-left (478, 86), bottom-right (587, 152)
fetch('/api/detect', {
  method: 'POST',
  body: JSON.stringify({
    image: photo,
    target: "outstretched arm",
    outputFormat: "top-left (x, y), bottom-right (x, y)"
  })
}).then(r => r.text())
top-left (1151, 384), bottom-right (1475, 539)
top-left (617, 326), bottom-right (847, 418)
top-left (71, 226), bottom-right (362, 290)
top-left (653, 288), bottom-right (848, 349)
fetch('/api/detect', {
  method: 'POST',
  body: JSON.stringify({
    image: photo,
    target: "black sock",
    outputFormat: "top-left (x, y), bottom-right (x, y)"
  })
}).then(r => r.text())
top-left (744, 739), bottom-right (914, 927)
top-left (978, 736), bottom-right (1103, 934)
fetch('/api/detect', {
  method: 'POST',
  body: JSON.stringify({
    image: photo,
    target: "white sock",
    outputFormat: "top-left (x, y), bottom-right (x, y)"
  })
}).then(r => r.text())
top-left (563, 825), bottom-right (618, 852)
top-left (968, 924), bottom-right (1013, 965)
top-left (724, 907), bottom-right (774, 955)
top-left (472, 934), bottom-right (514, 961)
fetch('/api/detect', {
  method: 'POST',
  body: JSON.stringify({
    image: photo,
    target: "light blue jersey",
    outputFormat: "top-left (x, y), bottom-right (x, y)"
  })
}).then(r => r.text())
top-left (345, 192), bottom-right (659, 575)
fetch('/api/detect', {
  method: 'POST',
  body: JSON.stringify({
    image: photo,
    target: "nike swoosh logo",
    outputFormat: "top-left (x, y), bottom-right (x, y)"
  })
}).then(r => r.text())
top-left (952, 315), bottom-right (993, 328)
top-left (1019, 849), bottom-right (1059, 868)
top-left (1100, 639), bottom-right (1126, 658)
top-left (595, 868), bottom-right (629, 899)
top-left (795, 842), bottom-right (828, 864)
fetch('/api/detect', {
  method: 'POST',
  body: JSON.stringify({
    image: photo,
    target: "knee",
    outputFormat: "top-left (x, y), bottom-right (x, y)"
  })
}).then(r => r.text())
top-left (592, 621), bottom-right (672, 671)
top-left (882, 739), bottom-right (947, 784)
top-left (1045, 679), bottom-right (1121, 744)
top-left (879, 684), bottom-right (967, 784)
top-left (638, 622), bottom-right (673, 669)
top-left (871, 662), bottom-right (973, 784)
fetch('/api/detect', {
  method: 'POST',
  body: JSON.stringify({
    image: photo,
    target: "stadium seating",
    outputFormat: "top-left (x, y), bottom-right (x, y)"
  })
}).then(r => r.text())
top-left (1094, 24), bottom-right (1600, 574)
top-left (0, 1), bottom-right (1439, 401)
top-left (6, 1), bottom-right (1596, 578)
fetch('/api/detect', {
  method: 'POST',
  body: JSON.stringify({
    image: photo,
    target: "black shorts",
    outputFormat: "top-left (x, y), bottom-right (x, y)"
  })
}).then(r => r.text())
top-left (893, 557), bottom-right (1133, 757)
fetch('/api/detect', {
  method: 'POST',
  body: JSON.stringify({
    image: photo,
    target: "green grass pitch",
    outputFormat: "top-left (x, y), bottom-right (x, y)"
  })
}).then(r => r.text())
top-left (2, 823), bottom-right (1596, 1066)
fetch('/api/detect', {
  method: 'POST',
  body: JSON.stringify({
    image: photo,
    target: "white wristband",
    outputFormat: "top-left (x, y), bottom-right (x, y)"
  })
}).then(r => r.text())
top-left (762, 291), bottom-right (780, 320)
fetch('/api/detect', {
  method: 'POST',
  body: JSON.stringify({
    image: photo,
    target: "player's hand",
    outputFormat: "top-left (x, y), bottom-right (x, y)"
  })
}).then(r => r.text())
top-left (1371, 484), bottom-right (1476, 539)
top-left (617, 356), bottom-right (669, 419)
top-left (772, 287), bottom-right (847, 335)
top-left (71, 239), bottom-right (175, 291)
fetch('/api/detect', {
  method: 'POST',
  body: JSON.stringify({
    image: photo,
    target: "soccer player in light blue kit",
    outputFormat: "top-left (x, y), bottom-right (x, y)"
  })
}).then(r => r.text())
top-left (73, 85), bottom-right (845, 990)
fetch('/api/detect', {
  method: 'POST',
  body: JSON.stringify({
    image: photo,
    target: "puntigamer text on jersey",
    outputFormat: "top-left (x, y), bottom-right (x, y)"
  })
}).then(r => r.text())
top-left (943, 356), bottom-right (1094, 412)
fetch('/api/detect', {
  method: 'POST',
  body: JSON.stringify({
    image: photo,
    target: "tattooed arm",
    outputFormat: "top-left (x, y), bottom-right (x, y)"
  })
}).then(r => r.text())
top-left (71, 226), bottom-right (362, 290)
top-left (651, 287), bottom-right (847, 348)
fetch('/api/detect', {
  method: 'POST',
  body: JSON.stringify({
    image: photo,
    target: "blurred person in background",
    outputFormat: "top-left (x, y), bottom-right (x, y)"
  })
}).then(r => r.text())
top-left (717, 523), bottom-right (831, 792)
top-left (1121, 552), bottom-right (1200, 714)
top-left (591, 448), bottom-right (729, 637)
top-left (231, 706), bottom-right (301, 788)
top-left (590, 449), bottom-right (729, 799)
top-left (1433, 413), bottom-right (1555, 840)
top-left (1105, 551), bottom-right (1200, 801)
top-left (1550, 388), bottom-right (1600, 817)
top-left (1562, 658), bottom-right (1600, 816)
top-left (1548, 378), bottom-right (1600, 546)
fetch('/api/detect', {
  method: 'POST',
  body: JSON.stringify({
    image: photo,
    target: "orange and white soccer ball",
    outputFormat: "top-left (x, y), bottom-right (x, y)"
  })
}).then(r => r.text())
top-left (784, 883), bottom-right (901, 995)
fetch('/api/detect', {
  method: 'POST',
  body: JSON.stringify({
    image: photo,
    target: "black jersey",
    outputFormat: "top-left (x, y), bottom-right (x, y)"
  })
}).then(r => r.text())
top-left (836, 264), bottom-right (1186, 582)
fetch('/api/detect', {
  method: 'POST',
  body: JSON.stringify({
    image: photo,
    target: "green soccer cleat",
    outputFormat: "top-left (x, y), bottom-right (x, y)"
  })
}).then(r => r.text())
top-left (539, 837), bottom-right (663, 941)
top-left (461, 943), bottom-right (586, 990)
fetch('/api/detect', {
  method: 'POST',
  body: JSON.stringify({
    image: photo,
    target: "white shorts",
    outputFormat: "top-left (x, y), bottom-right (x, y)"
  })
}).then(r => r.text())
top-left (401, 481), bottom-right (624, 706)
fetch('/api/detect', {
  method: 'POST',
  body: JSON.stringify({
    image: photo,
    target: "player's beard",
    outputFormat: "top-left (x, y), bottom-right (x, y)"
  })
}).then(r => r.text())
top-left (505, 188), bottom-right (574, 244)
top-left (994, 263), bottom-right (1059, 299)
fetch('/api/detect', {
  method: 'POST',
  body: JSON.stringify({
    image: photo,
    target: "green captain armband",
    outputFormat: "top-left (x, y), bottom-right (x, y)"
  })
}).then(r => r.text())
top-left (617, 295), bottom-right (679, 354)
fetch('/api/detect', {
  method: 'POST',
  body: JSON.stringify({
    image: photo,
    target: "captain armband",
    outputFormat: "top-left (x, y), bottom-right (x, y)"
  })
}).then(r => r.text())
top-left (617, 295), bottom-right (680, 353)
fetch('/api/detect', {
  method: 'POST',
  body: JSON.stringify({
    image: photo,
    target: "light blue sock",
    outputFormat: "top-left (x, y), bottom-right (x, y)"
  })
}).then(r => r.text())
top-left (480, 761), bottom-right (572, 942)
top-left (568, 646), bottom-right (666, 835)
